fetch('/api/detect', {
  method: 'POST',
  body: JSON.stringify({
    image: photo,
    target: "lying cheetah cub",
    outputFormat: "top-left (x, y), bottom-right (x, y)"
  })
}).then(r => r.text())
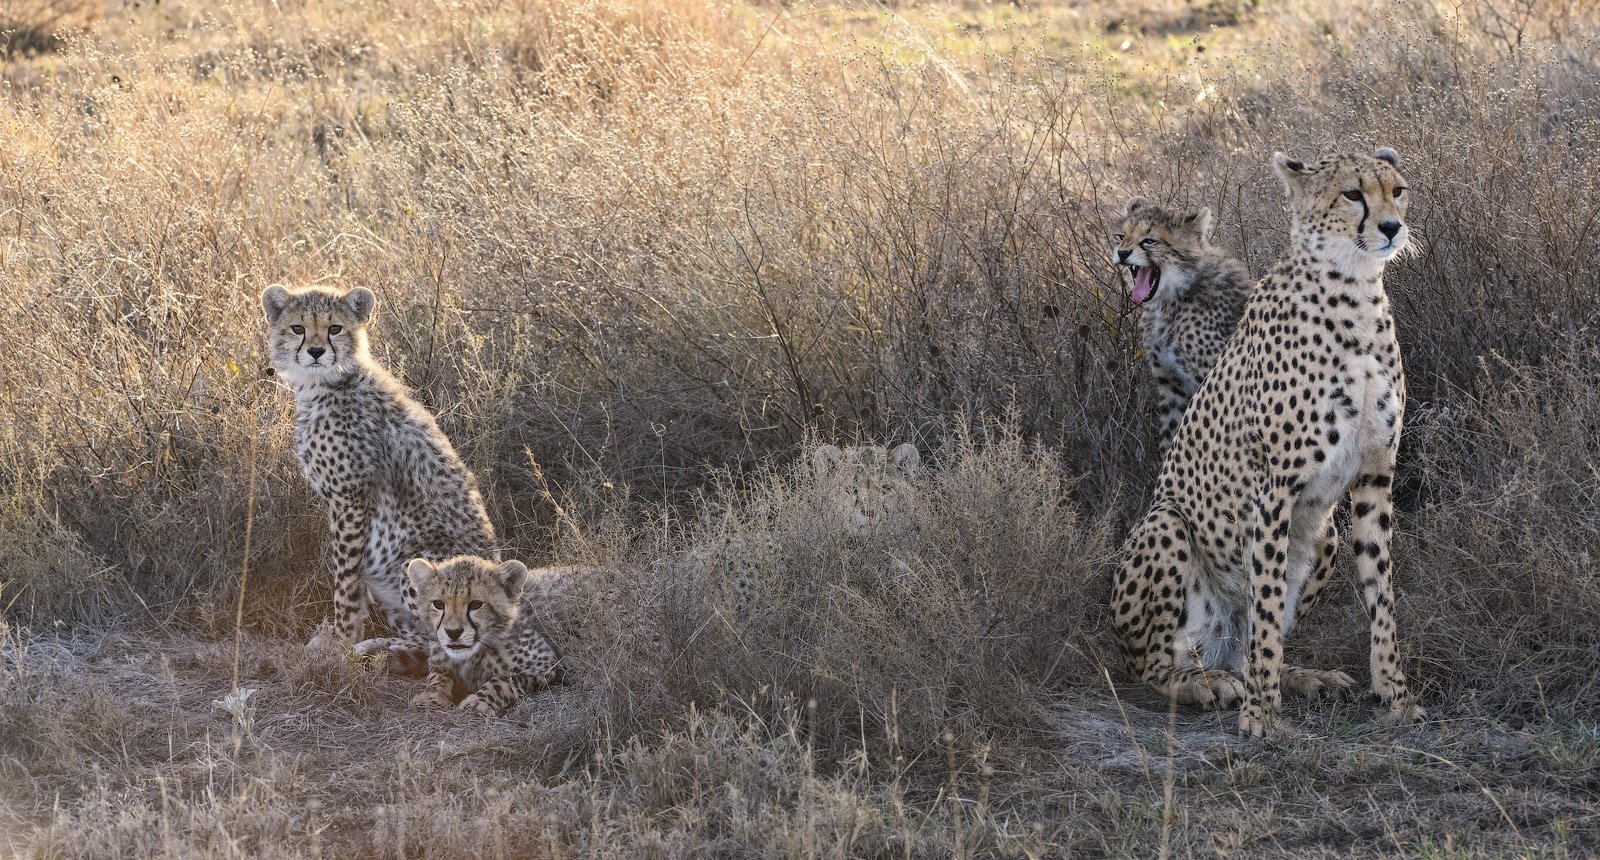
top-left (261, 285), bottom-right (497, 671)
top-left (1110, 197), bottom-right (1252, 451)
top-left (1111, 148), bottom-right (1424, 737)
top-left (406, 556), bottom-right (565, 716)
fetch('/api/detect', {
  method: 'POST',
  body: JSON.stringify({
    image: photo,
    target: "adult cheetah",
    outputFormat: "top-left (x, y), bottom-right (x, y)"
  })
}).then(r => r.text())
top-left (261, 285), bottom-right (497, 671)
top-left (1111, 148), bottom-right (1425, 737)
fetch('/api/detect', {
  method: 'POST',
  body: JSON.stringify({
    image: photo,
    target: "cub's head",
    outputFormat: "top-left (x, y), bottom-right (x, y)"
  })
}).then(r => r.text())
top-left (1110, 198), bottom-right (1214, 305)
top-left (812, 443), bottom-right (921, 536)
top-left (1273, 148), bottom-right (1410, 265)
top-left (406, 556), bottom-right (528, 660)
top-left (260, 285), bottom-right (376, 385)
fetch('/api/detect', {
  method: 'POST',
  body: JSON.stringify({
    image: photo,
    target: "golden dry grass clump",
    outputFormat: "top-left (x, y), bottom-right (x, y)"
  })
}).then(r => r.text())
top-left (3, 0), bottom-right (1600, 855)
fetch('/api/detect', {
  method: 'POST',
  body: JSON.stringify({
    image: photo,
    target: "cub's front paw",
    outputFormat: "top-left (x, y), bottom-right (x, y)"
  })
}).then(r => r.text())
top-left (457, 693), bottom-right (503, 717)
top-left (410, 689), bottom-right (452, 709)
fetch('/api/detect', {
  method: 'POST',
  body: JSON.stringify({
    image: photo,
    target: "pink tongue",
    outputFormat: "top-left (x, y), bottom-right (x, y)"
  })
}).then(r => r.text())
top-left (1131, 267), bottom-right (1154, 303)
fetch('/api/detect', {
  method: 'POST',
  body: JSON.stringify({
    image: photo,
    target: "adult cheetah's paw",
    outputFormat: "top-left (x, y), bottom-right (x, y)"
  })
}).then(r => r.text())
top-left (1282, 667), bottom-right (1356, 701)
top-left (1171, 670), bottom-right (1245, 711)
top-left (457, 693), bottom-right (502, 717)
top-left (1237, 706), bottom-right (1278, 739)
top-left (1376, 697), bottom-right (1427, 728)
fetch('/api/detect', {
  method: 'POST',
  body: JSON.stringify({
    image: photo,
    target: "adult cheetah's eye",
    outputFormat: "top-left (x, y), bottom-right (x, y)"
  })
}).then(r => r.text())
top-left (1140, 237), bottom-right (1157, 246)
top-left (431, 600), bottom-right (445, 610)
top-left (467, 600), bottom-right (483, 611)
top-left (1342, 190), bottom-right (1364, 202)
top-left (1392, 187), bottom-right (1406, 199)
top-left (327, 324), bottom-right (343, 335)
top-left (290, 324), bottom-right (305, 335)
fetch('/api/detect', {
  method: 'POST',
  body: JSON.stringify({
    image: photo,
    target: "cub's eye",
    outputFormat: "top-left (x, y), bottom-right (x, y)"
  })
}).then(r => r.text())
top-left (431, 600), bottom-right (445, 610)
top-left (1342, 190), bottom-right (1364, 202)
top-left (327, 325), bottom-right (343, 335)
top-left (290, 325), bottom-right (305, 335)
top-left (1111, 233), bottom-right (1125, 242)
top-left (467, 600), bottom-right (483, 611)
top-left (1392, 187), bottom-right (1406, 199)
top-left (1140, 237), bottom-right (1157, 246)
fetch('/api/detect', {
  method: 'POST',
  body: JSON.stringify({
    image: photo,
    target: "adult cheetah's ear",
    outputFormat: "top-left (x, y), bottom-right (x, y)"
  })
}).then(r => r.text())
top-left (261, 285), bottom-right (292, 323)
top-left (812, 444), bottom-right (843, 480)
top-left (497, 560), bottom-right (530, 601)
top-left (1272, 152), bottom-right (1310, 189)
top-left (1181, 208), bottom-right (1214, 243)
top-left (1374, 147), bottom-right (1399, 167)
top-left (889, 443), bottom-right (922, 477)
top-left (405, 558), bottom-right (437, 595)
top-left (344, 287), bottom-right (377, 325)
top-left (1124, 196), bottom-right (1150, 216)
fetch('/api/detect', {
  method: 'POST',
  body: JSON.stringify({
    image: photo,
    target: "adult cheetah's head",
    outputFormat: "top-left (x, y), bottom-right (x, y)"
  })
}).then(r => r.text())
top-left (260, 284), bottom-right (375, 385)
top-left (1110, 198), bottom-right (1213, 304)
top-left (1274, 148), bottom-right (1410, 268)
top-left (406, 556), bottom-right (527, 661)
top-left (813, 443), bottom-right (921, 536)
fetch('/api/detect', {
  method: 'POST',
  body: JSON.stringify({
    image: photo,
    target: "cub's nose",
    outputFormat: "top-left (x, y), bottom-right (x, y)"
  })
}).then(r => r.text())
top-left (1377, 220), bottom-right (1401, 239)
top-left (1116, 249), bottom-right (1131, 263)
top-left (306, 346), bottom-right (326, 359)
top-left (444, 627), bottom-right (463, 641)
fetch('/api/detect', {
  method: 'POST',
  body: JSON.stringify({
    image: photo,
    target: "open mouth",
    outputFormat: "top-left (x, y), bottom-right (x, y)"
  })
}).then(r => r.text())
top-left (1128, 265), bottom-right (1161, 303)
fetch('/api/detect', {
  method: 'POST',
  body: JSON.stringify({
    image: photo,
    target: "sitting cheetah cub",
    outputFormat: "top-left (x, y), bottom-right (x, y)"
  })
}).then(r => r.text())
top-left (1110, 197), bottom-right (1252, 451)
top-left (1111, 148), bottom-right (1424, 737)
top-left (261, 285), bottom-right (497, 671)
top-left (406, 556), bottom-right (565, 716)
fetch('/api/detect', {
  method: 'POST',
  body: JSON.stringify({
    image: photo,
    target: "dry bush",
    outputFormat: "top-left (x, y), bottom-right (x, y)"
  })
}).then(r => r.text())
top-left (2, 3), bottom-right (1600, 850)
top-left (0, 0), bottom-right (100, 58)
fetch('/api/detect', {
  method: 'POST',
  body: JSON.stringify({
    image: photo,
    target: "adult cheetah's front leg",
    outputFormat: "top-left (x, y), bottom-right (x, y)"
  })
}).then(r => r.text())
top-left (1240, 481), bottom-right (1296, 737)
top-left (1350, 467), bottom-right (1424, 725)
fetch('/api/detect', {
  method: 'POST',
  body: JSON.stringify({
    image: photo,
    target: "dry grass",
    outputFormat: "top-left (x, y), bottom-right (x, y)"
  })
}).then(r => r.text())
top-left (2, 0), bottom-right (1600, 855)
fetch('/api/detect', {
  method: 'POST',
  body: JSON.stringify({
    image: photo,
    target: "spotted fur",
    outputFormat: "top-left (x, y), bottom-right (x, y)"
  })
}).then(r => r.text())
top-left (1110, 148), bottom-right (1425, 737)
top-left (1110, 198), bottom-right (1252, 451)
top-left (700, 443), bottom-right (922, 612)
top-left (261, 285), bottom-right (496, 671)
top-left (405, 556), bottom-right (564, 716)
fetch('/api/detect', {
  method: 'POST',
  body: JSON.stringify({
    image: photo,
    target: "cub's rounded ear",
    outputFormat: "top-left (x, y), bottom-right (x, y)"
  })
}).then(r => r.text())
top-left (812, 444), bottom-right (843, 479)
top-left (1374, 147), bottom-right (1399, 167)
top-left (889, 443), bottom-right (922, 477)
top-left (344, 287), bottom-right (377, 325)
top-left (497, 560), bottom-right (530, 600)
top-left (261, 285), bottom-right (292, 323)
top-left (1182, 208), bottom-right (1214, 243)
top-left (405, 558), bottom-right (437, 594)
top-left (1124, 196), bottom-right (1150, 216)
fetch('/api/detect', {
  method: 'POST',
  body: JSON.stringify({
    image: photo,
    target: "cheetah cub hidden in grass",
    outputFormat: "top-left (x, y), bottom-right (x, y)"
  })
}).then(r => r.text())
top-left (406, 556), bottom-right (565, 716)
top-left (1111, 148), bottom-right (1425, 737)
top-left (261, 284), bottom-right (500, 674)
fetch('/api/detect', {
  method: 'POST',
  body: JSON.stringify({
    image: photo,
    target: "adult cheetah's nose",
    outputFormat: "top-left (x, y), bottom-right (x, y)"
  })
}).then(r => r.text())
top-left (444, 626), bottom-right (463, 641)
top-left (1377, 220), bottom-right (1401, 240)
top-left (1117, 249), bottom-right (1132, 263)
top-left (306, 346), bottom-right (326, 360)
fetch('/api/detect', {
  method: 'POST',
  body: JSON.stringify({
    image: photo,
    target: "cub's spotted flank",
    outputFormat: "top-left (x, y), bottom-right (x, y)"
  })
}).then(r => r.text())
top-left (261, 284), bottom-right (497, 671)
top-left (406, 556), bottom-right (565, 716)
top-left (1110, 197), bottom-right (1252, 451)
top-left (1111, 148), bottom-right (1424, 737)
